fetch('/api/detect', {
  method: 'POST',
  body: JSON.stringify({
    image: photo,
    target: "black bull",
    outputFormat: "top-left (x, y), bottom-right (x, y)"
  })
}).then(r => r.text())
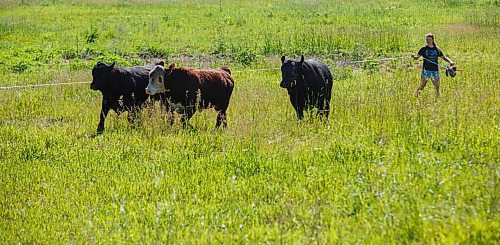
top-left (90, 62), bottom-right (168, 134)
top-left (280, 55), bottom-right (333, 119)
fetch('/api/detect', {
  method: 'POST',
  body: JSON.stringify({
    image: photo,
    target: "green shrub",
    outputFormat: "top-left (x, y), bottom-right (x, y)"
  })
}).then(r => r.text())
top-left (68, 59), bottom-right (90, 71)
top-left (60, 48), bottom-right (80, 60)
top-left (136, 45), bottom-right (168, 58)
top-left (234, 49), bottom-right (256, 66)
top-left (9, 60), bottom-right (29, 73)
top-left (84, 26), bottom-right (99, 44)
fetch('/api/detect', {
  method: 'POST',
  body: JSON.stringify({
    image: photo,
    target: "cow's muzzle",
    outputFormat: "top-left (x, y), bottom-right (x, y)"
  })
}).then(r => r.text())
top-left (145, 87), bottom-right (155, 95)
top-left (280, 80), bottom-right (296, 88)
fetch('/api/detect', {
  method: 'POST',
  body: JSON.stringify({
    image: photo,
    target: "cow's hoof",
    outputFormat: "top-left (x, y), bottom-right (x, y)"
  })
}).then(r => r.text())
top-left (90, 131), bottom-right (103, 138)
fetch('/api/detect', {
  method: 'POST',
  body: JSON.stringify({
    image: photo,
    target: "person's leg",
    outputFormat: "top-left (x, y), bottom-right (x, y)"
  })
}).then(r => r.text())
top-left (415, 71), bottom-right (429, 96)
top-left (431, 74), bottom-right (440, 97)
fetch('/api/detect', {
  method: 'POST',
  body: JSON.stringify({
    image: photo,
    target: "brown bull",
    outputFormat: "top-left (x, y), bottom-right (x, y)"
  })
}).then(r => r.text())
top-left (146, 63), bottom-right (234, 128)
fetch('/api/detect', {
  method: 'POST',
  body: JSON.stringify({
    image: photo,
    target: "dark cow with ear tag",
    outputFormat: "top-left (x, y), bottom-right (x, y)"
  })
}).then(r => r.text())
top-left (90, 61), bottom-right (168, 134)
top-left (280, 55), bottom-right (333, 120)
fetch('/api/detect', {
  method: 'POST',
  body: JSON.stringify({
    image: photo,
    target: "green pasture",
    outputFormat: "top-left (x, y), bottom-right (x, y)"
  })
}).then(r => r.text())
top-left (0, 0), bottom-right (498, 243)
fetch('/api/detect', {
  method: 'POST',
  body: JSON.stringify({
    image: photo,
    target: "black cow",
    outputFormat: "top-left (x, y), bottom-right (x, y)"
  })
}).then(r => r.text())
top-left (280, 55), bottom-right (333, 120)
top-left (90, 61), bottom-right (168, 134)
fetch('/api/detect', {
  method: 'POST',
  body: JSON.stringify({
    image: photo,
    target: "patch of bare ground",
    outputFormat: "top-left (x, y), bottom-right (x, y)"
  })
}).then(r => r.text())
top-left (442, 23), bottom-right (477, 34)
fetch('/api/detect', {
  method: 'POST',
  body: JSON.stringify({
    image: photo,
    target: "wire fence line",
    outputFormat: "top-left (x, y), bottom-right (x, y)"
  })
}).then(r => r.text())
top-left (0, 81), bottom-right (91, 90)
top-left (338, 56), bottom-right (406, 64)
top-left (0, 56), bottom-right (411, 90)
top-left (231, 67), bottom-right (280, 73)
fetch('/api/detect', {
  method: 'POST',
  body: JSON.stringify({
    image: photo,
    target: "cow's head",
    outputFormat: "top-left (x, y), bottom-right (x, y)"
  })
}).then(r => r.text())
top-left (90, 61), bottom-right (115, 91)
top-left (280, 55), bottom-right (304, 88)
top-left (146, 61), bottom-right (172, 95)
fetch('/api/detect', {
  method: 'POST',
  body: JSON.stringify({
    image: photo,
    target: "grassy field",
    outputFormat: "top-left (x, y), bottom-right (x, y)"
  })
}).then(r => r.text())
top-left (0, 0), bottom-right (499, 243)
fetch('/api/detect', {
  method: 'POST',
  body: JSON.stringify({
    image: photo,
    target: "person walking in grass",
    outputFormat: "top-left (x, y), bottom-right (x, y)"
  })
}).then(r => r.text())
top-left (412, 33), bottom-right (454, 97)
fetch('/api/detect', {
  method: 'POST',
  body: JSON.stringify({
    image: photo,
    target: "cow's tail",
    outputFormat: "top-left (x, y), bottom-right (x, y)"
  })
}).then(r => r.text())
top-left (219, 67), bottom-right (231, 75)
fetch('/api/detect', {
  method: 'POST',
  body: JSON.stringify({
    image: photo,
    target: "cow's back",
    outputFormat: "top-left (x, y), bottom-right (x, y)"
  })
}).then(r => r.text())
top-left (197, 69), bottom-right (234, 103)
top-left (302, 60), bottom-right (332, 91)
top-left (111, 64), bottom-right (156, 105)
top-left (197, 69), bottom-right (234, 89)
top-left (119, 65), bottom-right (155, 89)
top-left (166, 67), bottom-right (234, 109)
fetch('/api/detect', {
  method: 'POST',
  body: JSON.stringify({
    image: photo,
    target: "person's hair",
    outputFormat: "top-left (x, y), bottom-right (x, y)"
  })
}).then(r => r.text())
top-left (426, 33), bottom-right (441, 53)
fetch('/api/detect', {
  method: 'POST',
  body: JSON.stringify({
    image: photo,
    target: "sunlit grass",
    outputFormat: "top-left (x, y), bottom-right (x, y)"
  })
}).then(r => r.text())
top-left (0, 0), bottom-right (498, 243)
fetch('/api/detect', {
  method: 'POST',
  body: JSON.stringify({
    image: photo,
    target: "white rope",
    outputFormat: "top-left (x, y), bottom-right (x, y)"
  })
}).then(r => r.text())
top-left (0, 81), bottom-right (90, 90)
top-left (339, 57), bottom-right (405, 64)
top-left (421, 57), bottom-right (454, 69)
top-left (231, 68), bottom-right (280, 73)
top-left (0, 56), bottom-right (409, 90)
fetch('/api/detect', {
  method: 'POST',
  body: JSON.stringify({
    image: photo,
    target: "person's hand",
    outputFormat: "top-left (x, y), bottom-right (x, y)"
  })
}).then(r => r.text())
top-left (449, 61), bottom-right (455, 66)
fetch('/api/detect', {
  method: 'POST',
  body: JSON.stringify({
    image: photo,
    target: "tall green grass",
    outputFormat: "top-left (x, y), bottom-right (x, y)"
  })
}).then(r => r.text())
top-left (0, 0), bottom-right (498, 243)
top-left (0, 0), bottom-right (498, 80)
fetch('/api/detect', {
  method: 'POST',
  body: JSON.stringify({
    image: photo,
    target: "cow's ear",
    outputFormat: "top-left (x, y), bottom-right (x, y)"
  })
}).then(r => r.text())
top-left (281, 55), bottom-right (286, 64)
top-left (300, 55), bottom-right (304, 63)
top-left (157, 60), bottom-right (165, 66)
top-left (168, 63), bottom-right (175, 69)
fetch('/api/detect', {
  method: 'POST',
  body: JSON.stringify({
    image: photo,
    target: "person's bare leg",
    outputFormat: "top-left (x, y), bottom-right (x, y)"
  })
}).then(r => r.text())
top-left (431, 77), bottom-right (440, 97)
top-left (415, 76), bottom-right (428, 96)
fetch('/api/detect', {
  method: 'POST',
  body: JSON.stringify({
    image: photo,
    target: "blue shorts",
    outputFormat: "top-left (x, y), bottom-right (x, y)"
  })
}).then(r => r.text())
top-left (421, 70), bottom-right (440, 79)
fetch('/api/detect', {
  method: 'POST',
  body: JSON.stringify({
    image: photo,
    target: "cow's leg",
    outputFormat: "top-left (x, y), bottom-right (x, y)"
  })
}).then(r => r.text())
top-left (130, 103), bottom-right (145, 129)
top-left (317, 94), bottom-right (331, 121)
top-left (214, 102), bottom-right (229, 128)
top-left (316, 95), bottom-right (325, 118)
top-left (164, 101), bottom-right (174, 126)
top-left (97, 100), bottom-right (111, 134)
top-left (289, 93), bottom-right (304, 120)
top-left (325, 85), bottom-right (332, 118)
top-left (127, 107), bottom-right (137, 125)
top-left (124, 99), bottom-right (136, 125)
top-left (166, 106), bottom-right (174, 126)
top-left (293, 103), bottom-right (304, 120)
top-left (128, 93), bottom-right (148, 128)
top-left (180, 105), bottom-right (195, 128)
top-left (323, 97), bottom-right (331, 118)
top-left (295, 107), bottom-right (304, 120)
top-left (295, 102), bottom-right (305, 120)
top-left (215, 110), bottom-right (228, 128)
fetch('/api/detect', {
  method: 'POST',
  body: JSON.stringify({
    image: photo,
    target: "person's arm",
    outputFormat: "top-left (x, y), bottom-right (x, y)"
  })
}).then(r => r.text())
top-left (413, 47), bottom-right (424, 60)
top-left (441, 55), bottom-right (454, 66)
